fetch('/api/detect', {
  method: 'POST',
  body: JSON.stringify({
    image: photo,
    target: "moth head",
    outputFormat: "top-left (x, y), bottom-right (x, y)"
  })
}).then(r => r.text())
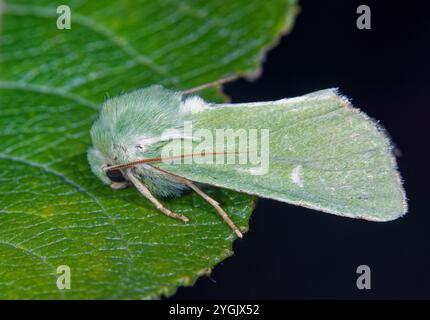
top-left (87, 147), bottom-right (128, 189)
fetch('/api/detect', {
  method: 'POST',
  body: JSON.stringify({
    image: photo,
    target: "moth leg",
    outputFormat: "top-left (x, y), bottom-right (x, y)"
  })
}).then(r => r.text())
top-left (125, 170), bottom-right (189, 223)
top-left (184, 180), bottom-right (243, 238)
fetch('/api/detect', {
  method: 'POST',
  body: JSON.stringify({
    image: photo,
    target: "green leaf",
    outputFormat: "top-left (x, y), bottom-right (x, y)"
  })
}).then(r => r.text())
top-left (0, 0), bottom-right (297, 299)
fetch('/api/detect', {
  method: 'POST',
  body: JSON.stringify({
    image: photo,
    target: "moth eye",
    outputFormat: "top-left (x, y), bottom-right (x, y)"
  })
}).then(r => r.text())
top-left (106, 168), bottom-right (126, 183)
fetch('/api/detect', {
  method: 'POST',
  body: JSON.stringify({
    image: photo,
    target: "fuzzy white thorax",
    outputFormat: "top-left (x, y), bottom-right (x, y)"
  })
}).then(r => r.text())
top-left (179, 96), bottom-right (209, 115)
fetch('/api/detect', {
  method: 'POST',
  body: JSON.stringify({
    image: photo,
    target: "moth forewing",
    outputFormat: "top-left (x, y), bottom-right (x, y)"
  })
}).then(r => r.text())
top-left (155, 89), bottom-right (407, 221)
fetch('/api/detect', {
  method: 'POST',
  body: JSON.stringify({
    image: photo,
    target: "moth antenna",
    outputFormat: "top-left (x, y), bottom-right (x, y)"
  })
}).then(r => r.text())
top-left (105, 151), bottom-right (247, 171)
top-left (183, 74), bottom-right (238, 95)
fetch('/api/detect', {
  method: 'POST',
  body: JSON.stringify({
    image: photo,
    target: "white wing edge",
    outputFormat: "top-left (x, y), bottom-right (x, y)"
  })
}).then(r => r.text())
top-left (206, 88), bottom-right (341, 108)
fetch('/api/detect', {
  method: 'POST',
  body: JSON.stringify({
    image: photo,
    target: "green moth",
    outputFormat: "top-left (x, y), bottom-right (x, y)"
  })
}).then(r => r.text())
top-left (88, 83), bottom-right (407, 238)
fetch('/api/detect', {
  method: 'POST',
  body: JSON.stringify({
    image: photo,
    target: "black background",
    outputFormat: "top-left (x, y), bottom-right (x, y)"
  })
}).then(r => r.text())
top-left (173, 0), bottom-right (430, 299)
